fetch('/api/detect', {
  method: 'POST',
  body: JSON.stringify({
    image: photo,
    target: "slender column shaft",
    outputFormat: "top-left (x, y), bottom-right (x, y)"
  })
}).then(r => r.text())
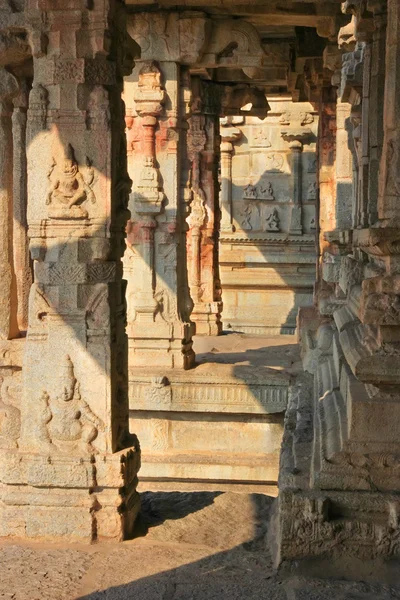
top-left (0, 68), bottom-right (19, 340)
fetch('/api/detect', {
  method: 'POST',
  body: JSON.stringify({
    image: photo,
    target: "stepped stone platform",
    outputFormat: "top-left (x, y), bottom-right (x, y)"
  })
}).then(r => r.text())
top-left (129, 334), bottom-right (301, 489)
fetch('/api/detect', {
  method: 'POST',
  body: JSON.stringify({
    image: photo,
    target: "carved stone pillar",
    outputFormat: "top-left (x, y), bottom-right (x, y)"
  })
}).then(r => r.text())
top-left (378, 0), bottom-right (399, 225)
top-left (220, 119), bottom-right (242, 233)
top-left (0, 1), bottom-right (141, 541)
top-left (186, 79), bottom-right (222, 336)
top-left (367, 1), bottom-right (387, 225)
top-left (281, 127), bottom-right (312, 236)
top-left (125, 57), bottom-right (195, 369)
top-left (12, 81), bottom-right (31, 333)
top-left (0, 68), bottom-right (19, 340)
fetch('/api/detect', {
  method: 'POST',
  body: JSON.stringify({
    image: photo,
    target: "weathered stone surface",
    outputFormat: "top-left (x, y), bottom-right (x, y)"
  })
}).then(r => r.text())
top-left (220, 98), bottom-right (318, 335)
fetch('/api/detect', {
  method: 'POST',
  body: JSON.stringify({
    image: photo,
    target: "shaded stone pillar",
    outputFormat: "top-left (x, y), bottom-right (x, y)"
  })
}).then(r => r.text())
top-left (186, 79), bottom-right (222, 336)
top-left (281, 127), bottom-right (312, 236)
top-left (220, 119), bottom-right (242, 232)
top-left (378, 0), bottom-right (400, 226)
top-left (0, 1), bottom-right (141, 542)
top-left (367, 1), bottom-right (387, 225)
top-left (0, 68), bottom-right (19, 340)
top-left (12, 81), bottom-right (32, 333)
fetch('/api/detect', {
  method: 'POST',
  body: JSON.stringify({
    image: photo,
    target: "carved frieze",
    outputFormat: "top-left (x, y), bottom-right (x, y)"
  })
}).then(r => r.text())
top-left (243, 181), bottom-right (275, 201)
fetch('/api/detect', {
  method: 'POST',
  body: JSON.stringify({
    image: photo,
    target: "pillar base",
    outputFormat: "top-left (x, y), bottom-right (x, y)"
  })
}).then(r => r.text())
top-left (0, 449), bottom-right (140, 542)
top-left (129, 322), bottom-right (195, 369)
top-left (191, 302), bottom-right (222, 336)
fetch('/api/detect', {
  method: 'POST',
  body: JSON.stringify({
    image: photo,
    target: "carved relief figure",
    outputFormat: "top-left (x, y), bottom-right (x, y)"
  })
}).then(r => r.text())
top-left (40, 355), bottom-right (104, 454)
top-left (240, 202), bottom-right (259, 230)
top-left (265, 153), bottom-right (284, 172)
top-left (46, 144), bottom-right (96, 219)
top-left (259, 181), bottom-right (275, 200)
top-left (264, 207), bottom-right (280, 232)
top-left (0, 373), bottom-right (22, 449)
top-left (243, 183), bottom-right (257, 199)
top-left (307, 181), bottom-right (318, 200)
top-left (252, 128), bottom-right (271, 148)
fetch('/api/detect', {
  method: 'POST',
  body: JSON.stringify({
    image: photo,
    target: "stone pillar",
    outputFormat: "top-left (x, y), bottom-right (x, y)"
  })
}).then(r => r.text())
top-left (0, 68), bottom-right (19, 340)
top-left (335, 102), bottom-right (353, 230)
top-left (12, 81), bottom-right (32, 333)
top-left (125, 58), bottom-right (195, 369)
top-left (377, 0), bottom-right (400, 226)
top-left (281, 127), bottom-right (312, 236)
top-left (186, 79), bottom-right (222, 336)
top-left (0, 1), bottom-right (141, 542)
top-left (367, 1), bottom-right (387, 225)
top-left (220, 120), bottom-right (242, 233)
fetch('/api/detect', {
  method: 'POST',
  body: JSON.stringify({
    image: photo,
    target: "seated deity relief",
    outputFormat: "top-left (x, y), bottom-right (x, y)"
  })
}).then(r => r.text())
top-left (243, 181), bottom-right (275, 201)
top-left (37, 355), bottom-right (104, 455)
top-left (46, 144), bottom-right (96, 220)
top-left (0, 372), bottom-right (22, 450)
top-left (240, 202), bottom-right (280, 232)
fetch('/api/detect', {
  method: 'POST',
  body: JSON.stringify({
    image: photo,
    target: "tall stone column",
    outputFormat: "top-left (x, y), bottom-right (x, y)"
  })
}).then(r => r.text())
top-left (367, 1), bottom-right (387, 225)
top-left (125, 58), bottom-right (195, 369)
top-left (12, 81), bottom-right (31, 333)
top-left (0, 68), bottom-right (19, 340)
top-left (281, 125), bottom-right (312, 236)
top-left (378, 0), bottom-right (400, 226)
top-left (220, 119), bottom-right (242, 233)
top-left (186, 79), bottom-right (222, 336)
top-left (0, 1), bottom-right (141, 542)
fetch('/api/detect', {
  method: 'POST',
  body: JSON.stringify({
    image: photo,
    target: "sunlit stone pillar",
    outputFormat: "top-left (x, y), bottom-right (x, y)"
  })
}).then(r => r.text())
top-left (0, 68), bottom-right (19, 340)
top-left (0, 0), bottom-right (141, 542)
top-left (12, 81), bottom-right (31, 333)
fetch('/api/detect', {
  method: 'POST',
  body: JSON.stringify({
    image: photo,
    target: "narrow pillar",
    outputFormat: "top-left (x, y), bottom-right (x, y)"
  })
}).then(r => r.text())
top-left (378, 0), bottom-right (400, 225)
top-left (281, 128), bottom-right (311, 235)
top-left (125, 58), bottom-right (195, 369)
top-left (12, 81), bottom-right (32, 333)
top-left (367, 2), bottom-right (387, 225)
top-left (0, 1), bottom-right (141, 541)
top-left (186, 79), bottom-right (222, 335)
top-left (220, 120), bottom-right (242, 232)
top-left (0, 68), bottom-right (19, 340)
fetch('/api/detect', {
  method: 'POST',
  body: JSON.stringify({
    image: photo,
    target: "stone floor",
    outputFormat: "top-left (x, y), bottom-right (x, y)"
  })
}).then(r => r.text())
top-left (1, 491), bottom-right (399, 599)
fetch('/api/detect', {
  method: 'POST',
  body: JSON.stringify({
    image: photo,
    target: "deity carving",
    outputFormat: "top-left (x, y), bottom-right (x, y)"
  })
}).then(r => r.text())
top-left (243, 184), bottom-right (257, 199)
top-left (265, 153), bottom-right (284, 172)
top-left (307, 181), bottom-right (318, 200)
top-left (0, 373), bottom-right (22, 449)
top-left (240, 203), bottom-right (259, 230)
top-left (251, 128), bottom-right (271, 148)
top-left (39, 355), bottom-right (104, 454)
top-left (46, 144), bottom-right (96, 219)
top-left (264, 207), bottom-right (280, 232)
top-left (259, 181), bottom-right (275, 200)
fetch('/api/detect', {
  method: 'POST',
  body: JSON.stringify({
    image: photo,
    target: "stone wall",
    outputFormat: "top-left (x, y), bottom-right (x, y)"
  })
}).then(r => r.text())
top-left (219, 99), bottom-right (318, 335)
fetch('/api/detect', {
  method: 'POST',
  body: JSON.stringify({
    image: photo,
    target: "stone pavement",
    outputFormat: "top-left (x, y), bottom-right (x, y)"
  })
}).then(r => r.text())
top-left (0, 491), bottom-right (399, 600)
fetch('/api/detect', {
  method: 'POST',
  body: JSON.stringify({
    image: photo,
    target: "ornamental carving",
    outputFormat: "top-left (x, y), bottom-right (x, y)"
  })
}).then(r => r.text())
top-left (0, 372), bottom-right (22, 450)
top-left (264, 207), bottom-right (280, 232)
top-left (243, 181), bottom-right (275, 201)
top-left (38, 355), bottom-right (104, 455)
top-left (46, 144), bottom-right (96, 219)
top-left (133, 61), bottom-right (166, 215)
